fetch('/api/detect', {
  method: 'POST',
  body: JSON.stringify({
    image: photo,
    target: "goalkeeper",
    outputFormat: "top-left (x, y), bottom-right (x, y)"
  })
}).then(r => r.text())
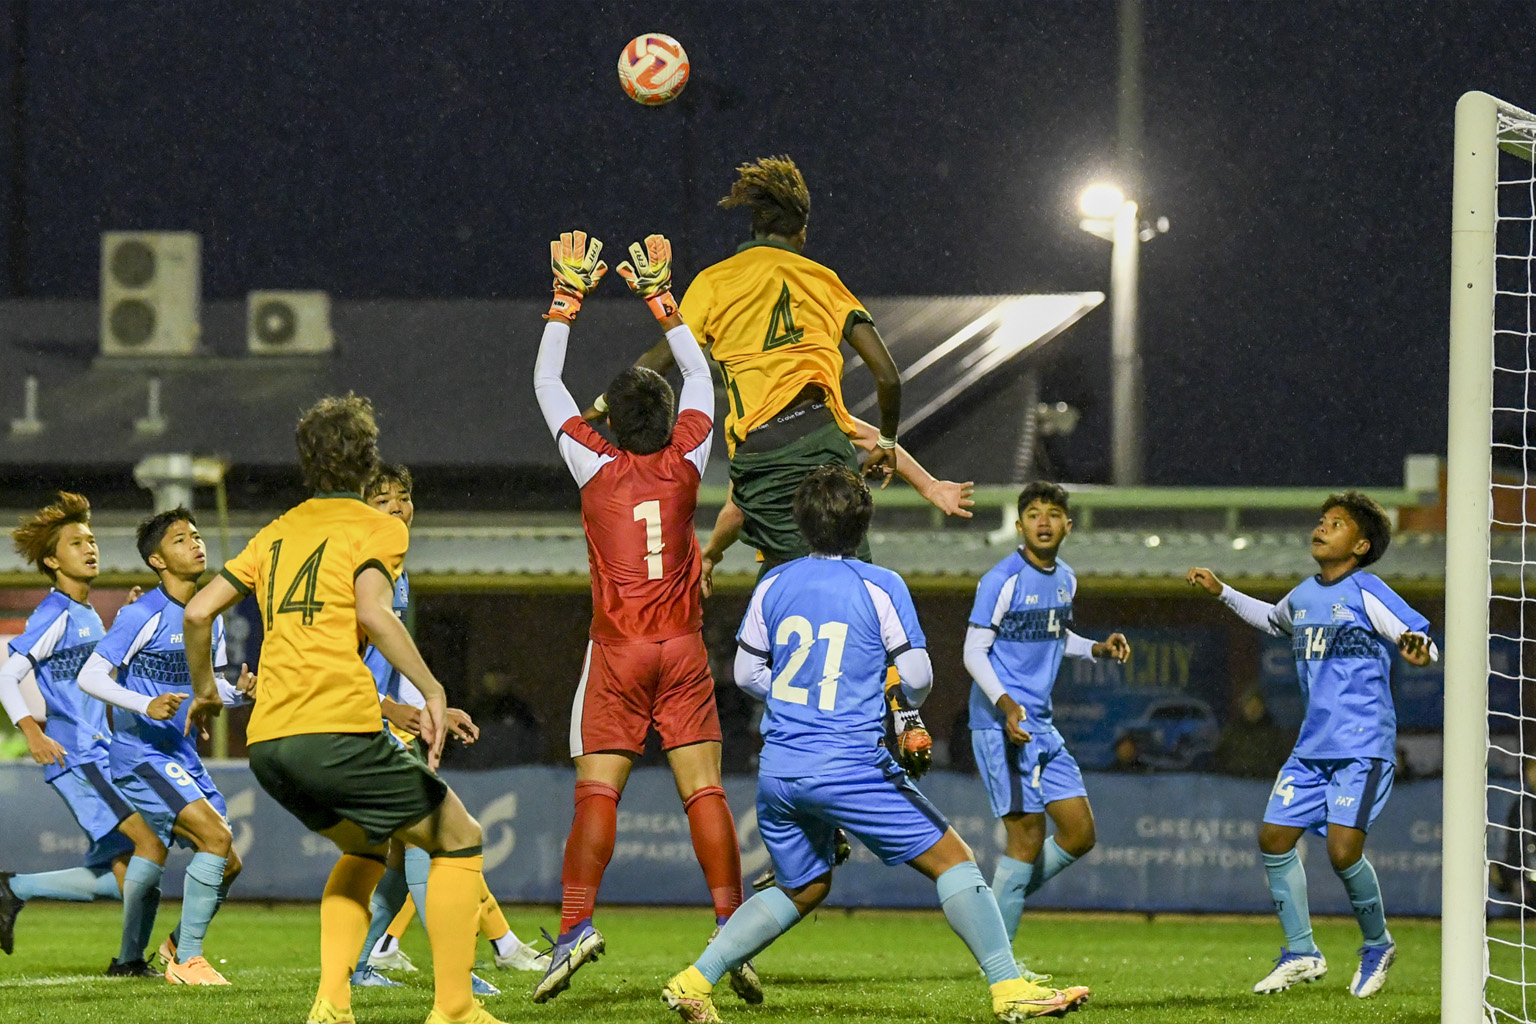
top-left (661, 466), bottom-right (1089, 1024)
top-left (587, 154), bottom-right (903, 572)
top-left (965, 482), bottom-right (1129, 982)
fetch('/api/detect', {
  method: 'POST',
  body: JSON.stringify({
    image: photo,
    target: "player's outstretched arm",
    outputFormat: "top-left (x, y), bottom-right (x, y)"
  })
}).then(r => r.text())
top-left (1066, 630), bottom-right (1131, 663)
top-left (357, 567), bottom-right (449, 768)
top-left (78, 652), bottom-right (164, 717)
top-left (849, 417), bottom-right (973, 514)
top-left (846, 321), bottom-right (902, 478)
top-left (184, 574), bottom-right (243, 737)
top-left (1187, 566), bottom-right (1289, 636)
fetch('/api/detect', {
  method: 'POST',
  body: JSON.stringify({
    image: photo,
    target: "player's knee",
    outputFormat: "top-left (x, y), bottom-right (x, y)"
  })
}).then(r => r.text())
top-left (1061, 822), bottom-right (1096, 858)
top-left (135, 831), bottom-right (168, 862)
top-left (224, 846), bottom-right (243, 879)
top-left (1327, 838), bottom-right (1363, 872)
top-left (786, 874), bottom-right (831, 916)
top-left (1257, 825), bottom-right (1296, 856)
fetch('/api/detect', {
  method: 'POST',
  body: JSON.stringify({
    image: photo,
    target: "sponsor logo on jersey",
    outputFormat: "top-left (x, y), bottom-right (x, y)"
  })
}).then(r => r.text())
top-left (1293, 610), bottom-right (1307, 622)
top-left (1057, 586), bottom-right (1070, 602)
top-left (1331, 603), bottom-right (1355, 623)
top-left (1025, 593), bottom-right (1039, 605)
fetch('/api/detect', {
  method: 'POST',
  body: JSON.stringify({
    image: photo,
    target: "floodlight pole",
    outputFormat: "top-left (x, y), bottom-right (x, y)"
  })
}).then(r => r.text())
top-left (1109, 199), bottom-right (1143, 485)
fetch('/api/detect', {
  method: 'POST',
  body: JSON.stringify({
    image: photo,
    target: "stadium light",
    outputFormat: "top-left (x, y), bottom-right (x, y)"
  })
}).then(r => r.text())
top-left (1076, 183), bottom-right (1167, 485)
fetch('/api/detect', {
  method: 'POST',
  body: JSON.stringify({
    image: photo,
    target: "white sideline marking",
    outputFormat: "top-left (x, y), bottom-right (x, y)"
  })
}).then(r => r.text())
top-left (0, 967), bottom-right (311, 987)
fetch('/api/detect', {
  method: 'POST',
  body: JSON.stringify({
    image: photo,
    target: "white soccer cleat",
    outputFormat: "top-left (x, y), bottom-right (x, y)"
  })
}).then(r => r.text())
top-left (369, 946), bottom-right (418, 972)
top-left (1349, 941), bottom-right (1396, 998)
top-left (493, 940), bottom-right (551, 972)
top-left (1253, 948), bottom-right (1327, 994)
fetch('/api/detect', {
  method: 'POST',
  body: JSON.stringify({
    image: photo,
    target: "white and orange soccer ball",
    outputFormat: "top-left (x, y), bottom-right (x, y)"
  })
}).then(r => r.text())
top-left (617, 33), bottom-right (690, 106)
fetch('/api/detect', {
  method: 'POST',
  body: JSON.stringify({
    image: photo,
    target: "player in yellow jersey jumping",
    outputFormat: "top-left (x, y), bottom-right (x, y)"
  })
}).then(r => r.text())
top-left (590, 154), bottom-right (903, 572)
top-left (181, 395), bottom-right (504, 1024)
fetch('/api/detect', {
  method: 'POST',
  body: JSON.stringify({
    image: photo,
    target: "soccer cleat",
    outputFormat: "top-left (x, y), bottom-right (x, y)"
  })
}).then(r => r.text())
top-left (531, 921), bottom-right (605, 1002)
top-left (153, 933), bottom-right (176, 970)
top-left (470, 971), bottom-right (501, 997)
top-left (165, 954), bottom-right (231, 986)
top-left (709, 923), bottom-right (763, 1004)
top-left (307, 996), bottom-right (356, 1024)
top-left (105, 957), bottom-right (160, 977)
top-left (1349, 941), bottom-right (1397, 997)
top-left (422, 998), bottom-right (508, 1024)
top-left (1252, 948), bottom-right (1327, 994)
top-left (991, 977), bottom-right (1087, 1021)
top-left (0, 872), bottom-right (21, 955)
top-left (661, 966), bottom-right (721, 1023)
top-left (351, 965), bottom-right (403, 987)
top-left (492, 939), bottom-right (551, 972)
top-left (369, 945), bottom-right (418, 972)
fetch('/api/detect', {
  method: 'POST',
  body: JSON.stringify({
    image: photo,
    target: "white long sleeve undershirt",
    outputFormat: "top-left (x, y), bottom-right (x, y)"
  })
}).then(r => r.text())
top-left (0, 651), bottom-right (35, 726)
top-left (963, 625), bottom-right (1097, 707)
top-left (734, 645), bottom-right (933, 708)
top-left (78, 652), bottom-right (246, 715)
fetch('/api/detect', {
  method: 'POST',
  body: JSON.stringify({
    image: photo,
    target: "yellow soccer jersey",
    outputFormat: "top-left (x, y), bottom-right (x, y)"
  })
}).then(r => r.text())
top-left (679, 240), bottom-right (873, 453)
top-left (220, 493), bottom-right (409, 744)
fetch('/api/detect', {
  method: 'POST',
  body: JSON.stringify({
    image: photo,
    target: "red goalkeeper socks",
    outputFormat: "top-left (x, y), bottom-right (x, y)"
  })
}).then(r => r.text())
top-left (684, 785), bottom-right (743, 923)
top-left (559, 780), bottom-right (620, 934)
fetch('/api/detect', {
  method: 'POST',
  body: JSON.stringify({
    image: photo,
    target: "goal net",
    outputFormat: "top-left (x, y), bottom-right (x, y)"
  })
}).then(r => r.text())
top-left (1446, 92), bottom-right (1536, 1024)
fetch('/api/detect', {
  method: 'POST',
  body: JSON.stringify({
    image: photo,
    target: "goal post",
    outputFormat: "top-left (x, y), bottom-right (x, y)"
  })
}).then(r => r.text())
top-left (1445, 90), bottom-right (1536, 1024)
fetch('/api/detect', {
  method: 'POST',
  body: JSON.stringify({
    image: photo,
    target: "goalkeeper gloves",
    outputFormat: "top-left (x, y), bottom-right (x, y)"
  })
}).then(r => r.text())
top-left (616, 234), bottom-right (679, 321)
top-left (886, 674), bottom-right (933, 780)
top-left (546, 231), bottom-right (608, 321)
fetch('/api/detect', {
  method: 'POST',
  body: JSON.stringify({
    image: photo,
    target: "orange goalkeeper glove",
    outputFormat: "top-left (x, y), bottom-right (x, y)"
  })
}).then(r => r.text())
top-left (886, 671), bottom-right (932, 780)
top-left (546, 230), bottom-right (608, 321)
top-left (616, 234), bottom-right (678, 321)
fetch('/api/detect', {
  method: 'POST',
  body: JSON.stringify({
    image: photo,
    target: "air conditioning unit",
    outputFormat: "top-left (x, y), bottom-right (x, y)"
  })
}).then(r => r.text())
top-left (100, 232), bottom-right (201, 356)
top-left (247, 291), bottom-right (333, 355)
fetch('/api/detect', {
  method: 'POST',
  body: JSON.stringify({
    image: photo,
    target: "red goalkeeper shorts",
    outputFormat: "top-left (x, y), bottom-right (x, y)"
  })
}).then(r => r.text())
top-left (568, 632), bottom-right (721, 757)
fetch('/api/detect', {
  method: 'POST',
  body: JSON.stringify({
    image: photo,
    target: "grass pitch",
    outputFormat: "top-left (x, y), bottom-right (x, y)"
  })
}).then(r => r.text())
top-left (0, 903), bottom-right (1439, 1024)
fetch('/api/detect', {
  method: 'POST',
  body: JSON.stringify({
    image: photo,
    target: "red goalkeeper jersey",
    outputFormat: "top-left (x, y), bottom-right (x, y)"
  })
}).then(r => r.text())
top-left (558, 411), bottom-right (712, 644)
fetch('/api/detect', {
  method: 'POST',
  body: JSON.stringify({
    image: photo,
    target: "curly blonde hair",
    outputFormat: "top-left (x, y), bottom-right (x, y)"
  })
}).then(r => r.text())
top-left (296, 394), bottom-right (380, 495)
top-left (719, 155), bottom-right (809, 238)
top-left (13, 491), bottom-right (91, 579)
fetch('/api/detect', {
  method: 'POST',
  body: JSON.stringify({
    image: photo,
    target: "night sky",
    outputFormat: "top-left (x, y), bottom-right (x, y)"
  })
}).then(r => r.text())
top-left (2, 1), bottom-right (1533, 486)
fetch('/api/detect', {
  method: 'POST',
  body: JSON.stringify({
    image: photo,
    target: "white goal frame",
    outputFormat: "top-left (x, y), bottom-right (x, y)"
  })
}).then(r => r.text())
top-left (1446, 89), bottom-right (1536, 1024)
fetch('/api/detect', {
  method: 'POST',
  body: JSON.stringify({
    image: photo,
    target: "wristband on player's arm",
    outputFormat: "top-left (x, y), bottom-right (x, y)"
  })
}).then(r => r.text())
top-left (875, 433), bottom-right (898, 450)
top-left (546, 288), bottom-right (583, 322)
top-left (592, 393), bottom-right (609, 414)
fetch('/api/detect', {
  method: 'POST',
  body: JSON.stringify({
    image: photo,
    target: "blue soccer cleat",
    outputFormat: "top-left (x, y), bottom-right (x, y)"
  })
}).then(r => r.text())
top-left (351, 965), bottom-right (403, 988)
top-left (471, 971), bottom-right (501, 996)
top-left (531, 921), bottom-right (605, 1003)
top-left (1252, 948), bottom-right (1327, 994)
top-left (1350, 941), bottom-right (1396, 998)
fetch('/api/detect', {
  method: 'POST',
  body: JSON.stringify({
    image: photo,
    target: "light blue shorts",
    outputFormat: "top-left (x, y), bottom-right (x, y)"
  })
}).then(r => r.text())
top-left (756, 753), bottom-right (949, 889)
top-left (1263, 755), bottom-right (1394, 835)
top-left (972, 724), bottom-right (1088, 818)
top-left (114, 751), bottom-right (226, 847)
top-left (49, 760), bottom-right (136, 868)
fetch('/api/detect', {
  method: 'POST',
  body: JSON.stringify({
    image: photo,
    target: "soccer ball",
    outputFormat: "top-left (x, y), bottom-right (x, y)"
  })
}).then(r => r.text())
top-left (617, 33), bottom-right (690, 106)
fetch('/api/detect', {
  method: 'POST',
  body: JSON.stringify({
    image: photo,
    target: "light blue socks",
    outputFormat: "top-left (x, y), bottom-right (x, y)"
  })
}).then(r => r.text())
top-left (694, 886), bottom-right (802, 985)
top-left (119, 856), bottom-right (164, 962)
top-left (10, 865), bottom-right (120, 902)
top-left (405, 845), bottom-right (431, 929)
top-left (175, 852), bottom-right (226, 961)
top-left (1023, 837), bottom-right (1077, 898)
top-left (990, 855), bottom-right (1032, 942)
top-left (1335, 856), bottom-right (1390, 946)
top-left (937, 861), bottom-right (1019, 984)
top-left (1262, 849), bottom-right (1318, 953)
top-left (357, 867), bottom-right (411, 971)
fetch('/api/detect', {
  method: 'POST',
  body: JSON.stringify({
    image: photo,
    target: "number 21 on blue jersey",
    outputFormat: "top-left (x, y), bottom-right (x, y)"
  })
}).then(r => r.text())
top-left (770, 616), bottom-right (848, 712)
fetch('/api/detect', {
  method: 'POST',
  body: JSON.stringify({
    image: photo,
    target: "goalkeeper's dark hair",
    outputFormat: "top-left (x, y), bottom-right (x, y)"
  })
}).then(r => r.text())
top-left (135, 507), bottom-right (196, 568)
top-left (606, 367), bottom-right (675, 455)
top-left (12, 491), bottom-right (91, 580)
top-left (366, 463), bottom-right (413, 501)
top-left (794, 464), bottom-right (873, 558)
top-left (720, 155), bottom-right (810, 239)
top-left (1017, 481), bottom-right (1071, 519)
top-left (1321, 490), bottom-right (1391, 567)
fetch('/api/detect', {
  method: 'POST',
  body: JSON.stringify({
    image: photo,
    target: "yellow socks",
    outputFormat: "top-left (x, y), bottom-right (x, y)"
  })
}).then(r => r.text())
top-left (425, 852), bottom-right (485, 1020)
top-left (478, 873), bottom-right (512, 942)
top-left (317, 854), bottom-right (386, 1009)
top-left (387, 895), bottom-right (414, 940)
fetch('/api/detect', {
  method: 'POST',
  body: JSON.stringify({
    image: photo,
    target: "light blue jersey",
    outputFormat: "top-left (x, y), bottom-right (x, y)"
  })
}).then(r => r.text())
top-left (362, 570), bottom-right (410, 701)
top-left (1250, 571), bottom-right (1430, 762)
top-left (8, 591), bottom-right (108, 781)
top-left (737, 555), bottom-right (926, 779)
top-left (966, 550), bottom-right (1085, 729)
top-left (93, 585), bottom-right (226, 778)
